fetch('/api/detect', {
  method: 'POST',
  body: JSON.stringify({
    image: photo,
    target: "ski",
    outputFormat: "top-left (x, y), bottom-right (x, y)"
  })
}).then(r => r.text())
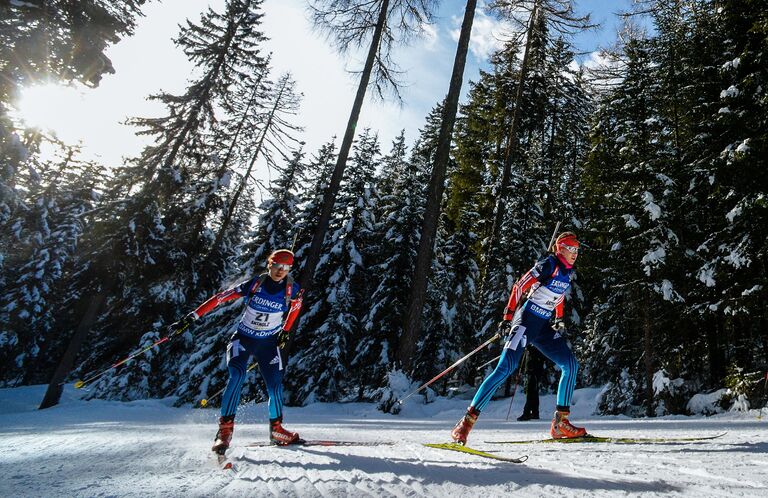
top-left (485, 432), bottom-right (727, 445)
top-left (246, 439), bottom-right (395, 448)
top-left (215, 452), bottom-right (235, 471)
top-left (424, 443), bottom-right (528, 463)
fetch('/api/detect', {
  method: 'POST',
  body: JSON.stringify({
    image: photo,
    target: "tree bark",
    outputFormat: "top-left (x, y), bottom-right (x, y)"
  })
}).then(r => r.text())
top-left (482, 2), bottom-right (539, 282)
top-left (397, 0), bottom-right (477, 372)
top-left (296, 0), bottom-right (390, 296)
top-left (39, 294), bottom-right (105, 409)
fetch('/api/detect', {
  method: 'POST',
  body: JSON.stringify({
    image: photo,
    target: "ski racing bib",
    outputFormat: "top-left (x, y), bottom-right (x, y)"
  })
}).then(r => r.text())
top-left (237, 293), bottom-right (287, 338)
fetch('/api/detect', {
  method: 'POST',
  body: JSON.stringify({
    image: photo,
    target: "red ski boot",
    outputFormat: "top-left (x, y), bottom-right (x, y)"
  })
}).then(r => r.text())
top-left (550, 410), bottom-right (587, 439)
top-left (212, 415), bottom-right (235, 454)
top-left (270, 417), bottom-right (301, 446)
top-left (451, 406), bottom-right (480, 445)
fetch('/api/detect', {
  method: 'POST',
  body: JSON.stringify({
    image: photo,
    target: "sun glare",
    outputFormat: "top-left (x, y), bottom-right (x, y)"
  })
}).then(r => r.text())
top-left (14, 83), bottom-right (88, 143)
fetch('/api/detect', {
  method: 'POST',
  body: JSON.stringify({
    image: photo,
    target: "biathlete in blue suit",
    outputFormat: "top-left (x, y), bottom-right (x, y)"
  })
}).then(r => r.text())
top-left (173, 249), bottom-right (304, 454)
top-left (451, 232), bottom-right (587, 444)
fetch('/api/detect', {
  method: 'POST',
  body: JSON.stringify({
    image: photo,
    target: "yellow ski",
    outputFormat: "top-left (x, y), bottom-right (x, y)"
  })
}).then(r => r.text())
top-left (424, 443), bottom-right (528, 463)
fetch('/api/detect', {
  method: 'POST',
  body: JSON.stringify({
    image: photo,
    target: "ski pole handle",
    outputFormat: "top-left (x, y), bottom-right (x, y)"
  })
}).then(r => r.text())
top-left (397, 333), bottom-right (501, 405)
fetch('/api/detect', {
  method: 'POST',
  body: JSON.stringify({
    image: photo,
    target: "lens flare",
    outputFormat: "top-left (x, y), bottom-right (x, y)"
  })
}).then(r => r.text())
top-left (13, 83), bottom-right (87, 143)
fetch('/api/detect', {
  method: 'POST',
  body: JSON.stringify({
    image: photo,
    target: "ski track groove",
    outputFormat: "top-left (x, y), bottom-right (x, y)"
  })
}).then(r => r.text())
top-left (3, 386), bottom-right (768, 497)
top-left (234, 446), bottom-right (430, 497)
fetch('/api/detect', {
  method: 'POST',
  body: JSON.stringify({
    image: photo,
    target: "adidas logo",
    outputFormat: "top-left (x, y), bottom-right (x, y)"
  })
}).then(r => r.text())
top-left (269, 355), bottom-right (280, 365)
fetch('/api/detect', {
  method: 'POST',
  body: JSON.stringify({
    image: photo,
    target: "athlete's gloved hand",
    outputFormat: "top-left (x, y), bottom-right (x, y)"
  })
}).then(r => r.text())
top-left (552, 319), bottom-right (566, 333)
top-left (277, 329), bottom-right (290, 349)
top-left (497, 320), bottom-right (514, 340)
top-left (169, 312), bottom-right (197, 334)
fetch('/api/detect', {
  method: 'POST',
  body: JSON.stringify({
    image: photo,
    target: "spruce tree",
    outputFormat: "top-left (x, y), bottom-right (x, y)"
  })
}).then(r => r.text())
top-left (67, 0), bottom-right (272, 402)
top-left (0, 145), bottom-right (104, 386)
top-left (288, 130), bottom-right (380, 403)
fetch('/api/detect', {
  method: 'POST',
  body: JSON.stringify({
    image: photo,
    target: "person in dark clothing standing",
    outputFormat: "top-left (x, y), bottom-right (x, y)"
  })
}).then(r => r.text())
top-left (517, 347), bottom-right (544, 421)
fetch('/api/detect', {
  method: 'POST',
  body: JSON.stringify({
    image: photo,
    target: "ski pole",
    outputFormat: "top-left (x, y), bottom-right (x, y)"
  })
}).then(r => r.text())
top-left (476, 354), bottom-right (501, 371)
top-left (199, 362), bottom-right (259, 407)
top-left (74, 323), bottom-right (191, 389)
top-left (547, 221), bottom-right (561, 252)
top-left (397, 333), bottom-right (501, 405)
top-left (505, 348), bottom-right (529, 421)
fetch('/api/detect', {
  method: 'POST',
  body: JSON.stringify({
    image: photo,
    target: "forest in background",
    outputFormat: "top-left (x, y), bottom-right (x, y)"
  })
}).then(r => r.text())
top-left (1, 0), bottom-right (766, 417)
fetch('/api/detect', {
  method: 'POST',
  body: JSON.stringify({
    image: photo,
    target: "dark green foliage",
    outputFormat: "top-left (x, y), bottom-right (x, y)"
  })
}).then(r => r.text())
top-left (580, 0), bottom-right (768, 414)
top-left (2, 0), bottom-right (766, 418)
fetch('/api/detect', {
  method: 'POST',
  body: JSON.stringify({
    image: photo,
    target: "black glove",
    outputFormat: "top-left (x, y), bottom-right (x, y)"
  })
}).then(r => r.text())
top-left (497, 320), bottom-right (514, 340)
top-left (169, 312), bottom-right (197, 334)
top-left (277, 329), bottom-right (290, 349)
top-left (552, 319), bottom-right (566, 333)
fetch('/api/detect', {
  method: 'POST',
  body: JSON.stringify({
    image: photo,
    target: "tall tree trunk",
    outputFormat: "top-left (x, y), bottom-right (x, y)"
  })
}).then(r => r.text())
top-left (39, 294), bottom-right (106, 409)
top-left (218, 68), bottom-right (267, 175)
top-left (208, 80), bottom-right (288, 254)
top-left (482, 2), bottom-right (539, 284)
top-left (397, 0), bottom-right (477, 372)
top-left (297, 0), bottom-right (389, 296)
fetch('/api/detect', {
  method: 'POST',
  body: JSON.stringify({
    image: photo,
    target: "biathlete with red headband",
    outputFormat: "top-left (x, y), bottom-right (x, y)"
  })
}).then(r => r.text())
top-left (170, 249), bottom-right (304, 453)
top-left (451, 232), bottom-right (586, 444)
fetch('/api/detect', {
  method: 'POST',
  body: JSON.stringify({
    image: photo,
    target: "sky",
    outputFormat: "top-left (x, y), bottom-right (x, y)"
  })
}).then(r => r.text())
top-left (13, 0), bottom-right (636, 187)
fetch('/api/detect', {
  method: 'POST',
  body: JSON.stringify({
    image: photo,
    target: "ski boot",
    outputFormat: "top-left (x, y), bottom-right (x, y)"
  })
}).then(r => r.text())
top-left (212, 415), bottom-right (235, 454)
top-left (517, 410), bottom-right (539, 421)
top-left (451, 406), bottom-right (480, 445)
top-left (550, 409), bottom-right (587, 439)
top-left (270, 417), bottom-right (301, 446)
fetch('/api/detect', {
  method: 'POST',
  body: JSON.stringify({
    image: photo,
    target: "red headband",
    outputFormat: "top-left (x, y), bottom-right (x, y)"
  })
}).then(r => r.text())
top-left (269, 249), bottom-right (294, 265)
top-left (557, 234), bottom-right (579, 248)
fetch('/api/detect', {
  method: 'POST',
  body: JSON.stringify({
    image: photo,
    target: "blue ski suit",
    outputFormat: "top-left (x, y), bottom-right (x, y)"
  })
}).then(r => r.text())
top-left (471, 254), bottom-right (579, 412)
top-left (194, 275), bottom-right (302, 419)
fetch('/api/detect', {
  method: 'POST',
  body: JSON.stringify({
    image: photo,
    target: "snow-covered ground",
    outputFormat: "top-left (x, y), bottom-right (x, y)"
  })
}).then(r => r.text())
top-left (1, 385), bottom-right (766, 497)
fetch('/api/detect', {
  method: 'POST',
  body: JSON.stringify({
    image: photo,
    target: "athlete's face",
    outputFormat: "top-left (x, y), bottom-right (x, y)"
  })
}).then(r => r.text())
top-left (268, 262), bottom-right (291, 281)
top-left (558, 244), bottom-right (579, 265)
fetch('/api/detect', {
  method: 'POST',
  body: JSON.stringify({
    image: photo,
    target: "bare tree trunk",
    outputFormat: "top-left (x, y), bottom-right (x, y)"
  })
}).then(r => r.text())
top-left (397, 0), bottom-right (477, 372)
top-left (209, 80), bottom-right (288, 253)
top-left (218, 68), bottom-right (267, 175)
top-left (297, 0), bottom-right (390, 296)
top-left (482, 2), bottom-right (539, 282)
top-left (39, 294), bottom-right (106, 409)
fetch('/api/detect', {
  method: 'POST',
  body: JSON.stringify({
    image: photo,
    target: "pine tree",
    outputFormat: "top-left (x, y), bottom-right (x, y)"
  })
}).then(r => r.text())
top-left (481, 0), bottom-right (593, 289)
top-left (678, 0), bottom-right (768, 389)
top-left (288, 130), bottom-right (380, 403)
top-left (66, 0), bottom-right (272, 402)
top-left (356, 131), bottom-right (421, 400)
top-left (0, 0), bottom-right (146, 101)
top-left (579, 27), bottom-right (685, 415)
top-left (0, 145), bottom-right (104, 386)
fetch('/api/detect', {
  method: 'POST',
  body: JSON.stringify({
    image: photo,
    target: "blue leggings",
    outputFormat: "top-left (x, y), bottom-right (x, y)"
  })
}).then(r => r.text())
top-left (220, 334), bottom-right (284, 419)
top-left (471, 312), bottom-right (579, 412)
